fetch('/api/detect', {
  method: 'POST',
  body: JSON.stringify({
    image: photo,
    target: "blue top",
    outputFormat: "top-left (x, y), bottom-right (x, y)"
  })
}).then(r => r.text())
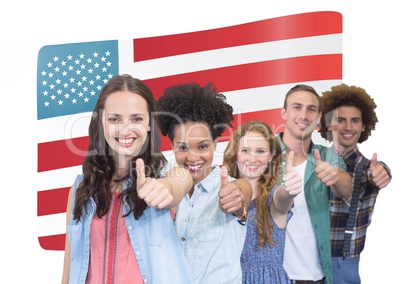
top-left (67, 174), bottom-right (193, 284)
top-left (175, 165), bottom-right (247, 284)
top-left (241, 185), bottom-right (292, 284)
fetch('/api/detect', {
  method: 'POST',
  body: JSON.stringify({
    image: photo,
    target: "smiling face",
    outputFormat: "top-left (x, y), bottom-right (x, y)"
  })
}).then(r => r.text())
top-left (328, 105), bottom-right (365, 155)
top-left (172, 122), bottom-right (216, 185)
top-left (282, 90), bottom-right (321, 141)
top-left (102, 90), bottom-right (150, 167)
top-left (237, 131), bottom-right (272, 182)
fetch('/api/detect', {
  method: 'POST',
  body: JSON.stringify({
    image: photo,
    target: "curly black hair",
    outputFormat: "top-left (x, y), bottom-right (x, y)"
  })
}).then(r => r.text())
top-left (319, 83), bottom-right (378, 143)
top-left (156, 82), bottom-right (234, 141)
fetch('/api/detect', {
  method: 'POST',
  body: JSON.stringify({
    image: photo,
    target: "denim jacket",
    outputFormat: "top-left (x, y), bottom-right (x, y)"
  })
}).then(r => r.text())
top-left (67, 174), bottom-right (193, 284)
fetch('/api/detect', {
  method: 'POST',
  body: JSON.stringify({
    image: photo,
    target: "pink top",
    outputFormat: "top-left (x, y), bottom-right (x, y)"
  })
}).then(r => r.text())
top-left (86, 193), bottom-right (143, 284)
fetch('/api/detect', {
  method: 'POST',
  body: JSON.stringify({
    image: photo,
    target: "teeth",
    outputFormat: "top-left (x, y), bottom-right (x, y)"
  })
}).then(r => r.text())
top-left (118, 138), bottom-right (134, 143)
top-left (187, 164), bottom-right (203, 172)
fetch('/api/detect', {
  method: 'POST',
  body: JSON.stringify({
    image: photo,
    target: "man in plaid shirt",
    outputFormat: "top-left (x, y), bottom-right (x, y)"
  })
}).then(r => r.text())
top-left (319, 84), bottom-right (392, 284)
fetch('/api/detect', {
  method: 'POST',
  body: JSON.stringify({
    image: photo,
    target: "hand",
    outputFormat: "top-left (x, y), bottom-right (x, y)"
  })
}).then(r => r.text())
top-left (314, 149), bottom-right (339, 187)
top-left (218, 166), bottom-right (244, 214)
top-left (282, 151), bottom-right (302, 196)
top-left (369, 153), bottom-right (391, 189)
top-left (136, 158), bottom-right (173, 209)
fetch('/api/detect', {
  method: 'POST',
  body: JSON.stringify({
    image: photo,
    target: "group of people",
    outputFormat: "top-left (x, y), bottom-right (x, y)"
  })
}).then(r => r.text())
top-left (61, 74), bottom-right (392, 284)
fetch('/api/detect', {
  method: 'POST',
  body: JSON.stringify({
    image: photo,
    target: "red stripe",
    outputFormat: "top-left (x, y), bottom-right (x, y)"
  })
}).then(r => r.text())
top-left (38, 234), bottom-right (65, 251)
top-left (38, 54), bottom-right (341, 173)
top-left (37, 187), bottom-right (70, 216)
top-left (38, 136), bottom-right (88, 172)
top-left (134, 11), bottom-right (342, 61)
top-left (144, 54), bottom-right (342, 99)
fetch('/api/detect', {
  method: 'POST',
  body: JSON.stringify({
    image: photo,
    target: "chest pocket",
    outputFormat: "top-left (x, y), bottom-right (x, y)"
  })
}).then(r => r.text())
top-left (140, 207), bottom-right (170, 246)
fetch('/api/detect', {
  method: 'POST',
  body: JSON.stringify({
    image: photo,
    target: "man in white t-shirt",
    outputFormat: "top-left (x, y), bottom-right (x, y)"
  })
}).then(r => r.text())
top-left (277, 84), bottom-right (352, 284)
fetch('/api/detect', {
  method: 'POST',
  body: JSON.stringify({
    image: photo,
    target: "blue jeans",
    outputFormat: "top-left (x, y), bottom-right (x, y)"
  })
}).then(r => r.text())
top-left (332, 256), bottom-right (360, 284)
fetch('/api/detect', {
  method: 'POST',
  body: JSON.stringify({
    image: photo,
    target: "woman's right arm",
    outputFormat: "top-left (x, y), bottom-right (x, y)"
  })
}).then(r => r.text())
top-left (61, 185), bottom-right (73, 284)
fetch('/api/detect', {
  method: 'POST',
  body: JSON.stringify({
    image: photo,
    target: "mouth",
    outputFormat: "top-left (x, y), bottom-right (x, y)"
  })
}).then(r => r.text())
top-left (340, 133), bottom-right (354, 140)
top-left (186, 163), bottom-right (204, 173)
top-left (247, 164), bottom-right (260, 171)
top-left (296, 121), bottom-right (311, 130)
top-left (115, 137), bottom-right (136, 147)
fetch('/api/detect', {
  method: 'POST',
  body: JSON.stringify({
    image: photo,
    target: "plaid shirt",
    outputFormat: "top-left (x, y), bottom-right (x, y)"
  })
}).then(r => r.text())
top-left (330, 147), bottom-right (391, 257)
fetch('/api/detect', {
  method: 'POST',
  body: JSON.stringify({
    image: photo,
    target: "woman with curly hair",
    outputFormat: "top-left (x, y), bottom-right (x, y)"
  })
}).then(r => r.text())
top-left (62, 74), bottom-right (193, 284)
top-left (319, 83), bottom-right (392, 284)
top-left (223, 120), bottom-right (302, 283)
top-left (156, 82), bottom-right (252, 284)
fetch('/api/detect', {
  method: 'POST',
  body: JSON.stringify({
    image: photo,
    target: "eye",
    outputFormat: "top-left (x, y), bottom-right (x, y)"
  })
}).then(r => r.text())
top-left (178, 145), bottom-right (188, 151)
top-left (108, 117), bottom-right (119, 123)
top-left (133, 117), bottom-right (143, 123)
top-left (240, 148), bottom-right (250, 154)
top-left (199, 144), bottom-right (209, 151)
top-left (256, 149), bottom-right (267, 155)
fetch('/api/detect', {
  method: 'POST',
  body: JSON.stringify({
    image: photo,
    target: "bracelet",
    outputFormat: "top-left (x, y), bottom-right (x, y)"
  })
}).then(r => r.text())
top-left (234, 186), bottom-right (247, 220)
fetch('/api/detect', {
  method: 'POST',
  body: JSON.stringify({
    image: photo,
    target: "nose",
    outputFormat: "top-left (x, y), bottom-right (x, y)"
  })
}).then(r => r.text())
top-left (344, 120), bottom-right (352, 131)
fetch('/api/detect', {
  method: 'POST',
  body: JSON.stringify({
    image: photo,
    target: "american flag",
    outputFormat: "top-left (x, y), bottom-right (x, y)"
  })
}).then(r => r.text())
top-left (37, 11), bottom-right (342, 251)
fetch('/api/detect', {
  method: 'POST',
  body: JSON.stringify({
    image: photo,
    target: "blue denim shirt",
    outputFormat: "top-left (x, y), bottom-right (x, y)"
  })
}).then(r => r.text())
top-left (175, 166), bottom-right (247, 284)
top-left (67, 174), bottom-right (193, 284)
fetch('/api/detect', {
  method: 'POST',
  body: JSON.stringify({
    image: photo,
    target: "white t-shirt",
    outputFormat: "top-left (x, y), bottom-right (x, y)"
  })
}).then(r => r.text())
top-left (283, 160), bottom-right (325, 281)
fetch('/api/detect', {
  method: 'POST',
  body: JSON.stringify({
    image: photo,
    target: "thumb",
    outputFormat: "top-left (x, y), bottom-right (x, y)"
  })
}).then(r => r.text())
top-left (136, 158), bottom-right (146, 188)
top-left (220, 166), bottom-right (229, 188)
top-left (314, 149), bottom-right (321, 164)
top-left (370, 152), bottom-right (378, 171)
top-left (286, 151), bottom-right (294, 173)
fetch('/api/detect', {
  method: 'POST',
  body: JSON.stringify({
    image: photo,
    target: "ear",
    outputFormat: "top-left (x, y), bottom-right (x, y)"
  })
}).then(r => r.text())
top-left (147, 126), bottom-right (151, 131)
top-left (281, 108), bottom-right (287, 119)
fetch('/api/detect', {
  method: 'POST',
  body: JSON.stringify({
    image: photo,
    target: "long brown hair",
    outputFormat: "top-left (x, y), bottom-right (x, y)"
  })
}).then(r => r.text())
top-left (73, 74), bottom-right (166, 221)
top-left (223, 120), bottom-right (282, 247)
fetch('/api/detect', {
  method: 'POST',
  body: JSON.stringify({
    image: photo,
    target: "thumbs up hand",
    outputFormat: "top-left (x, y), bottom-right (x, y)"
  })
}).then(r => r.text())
top-left (136, 158), bottom-right (173, 209)
top-left (218, 166), bottom-right (244, 214)
top-left (369, 153), bottom-right (391, 189)
top-left (314, 149), bottom-right (339, 187)
top-left (282, 151), bottom-right (302, 196)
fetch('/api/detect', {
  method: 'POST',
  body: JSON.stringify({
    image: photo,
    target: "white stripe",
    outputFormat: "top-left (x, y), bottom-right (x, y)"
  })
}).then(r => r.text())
top-left (37, 213), bottom-right (66, 237)
top-left (123, 34), bottom-right (342, 79)
top-left (37, 165), bottom-right (82, 191)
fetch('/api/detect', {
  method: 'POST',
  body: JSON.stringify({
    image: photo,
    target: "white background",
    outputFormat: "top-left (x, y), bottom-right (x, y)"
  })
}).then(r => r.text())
top-left (2, 1), bottom-right (399, 283)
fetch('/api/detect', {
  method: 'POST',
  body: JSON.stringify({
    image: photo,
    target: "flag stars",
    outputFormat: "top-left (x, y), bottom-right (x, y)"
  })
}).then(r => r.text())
top-left (80, 64), bottom-right (86, 69)
top-left (87, 58), bottom-right (92, 64)
top-left (67, 55), bottom-right (73, 60)
top-left (63, 83), bottom-right (69, 88)
top-left (56, 79), bottom-right (61, 84)
top-left (89, 80), bottom-right (94, 85)
top-left (48, 72), bottom-right (54, 78)
top-left (77, 81), bottom-right (83, 87)
top-left (95, 75), bottom-right (101, 80)
top-left (105, 51), bottom-right (111, 56)
top-left (90, 90), bottom-right (96, 96)
top-left (81, 76), bottom-right (87, 82)
top-left (101, 56), bottom-right (106, 62)
top-left (88, 68), bottom-right (94, 74)
top-left (94, 62), bottom-right (100, 68)
top-left (51, 95), bottom-right (56, 100)
top-left (57, 89), bottom-right (62, 95)
top-left (68, 65), bottom-right (74, 71)
top-left (58, 100), bottom-right (63, 105)
top-left (54, 67), bottom-right (60, 72)
top-left (64, 94), bottom-right (70, 99)
top-left (79, 53), bottom-right (85, 59)
top-left (47, 62), bottom-right (53, 68)
top-left (103, 78), bottom-right (108, 84)
top-left (75, 59), bottom-right (80, 65)
top-left (71, 88), bottom-right (76, 93)
top-left (53, 56), bottom-right (59, 62)
top-left (72, 98), bottom-right (77, 104)
top-left (43, 91), bottom-right (49, 96)
top-left (75, 70), bottom-right (81, 75)
top-left (97, 85), bottom-right (102, 90)
top-left (106, 61), bottom-right (112, 67)
top-left (102, 67), bottom-right (107, 72)
top-left (107, 73), bottom-right (113, 79)
top-left (41, 71), bottom-right (47, 76)
top-left (78, 92), bottom-right (84, 97)
top-left (49, 84), bottom-right (55, 90)
top-left (69, 77), bottom-right (75, 83)
top-left (42, 80), bottom-right (48, 86)
top-left (84, 97), bottom-right (89, 103)
top-left (44, 101), bottom-right (50, 107)
top-left (61, 61), bottom-right (66, 66)
top-left (62, 71), bottom-right (68, 76)
top-left (83, 86), bottom-right (88, 92)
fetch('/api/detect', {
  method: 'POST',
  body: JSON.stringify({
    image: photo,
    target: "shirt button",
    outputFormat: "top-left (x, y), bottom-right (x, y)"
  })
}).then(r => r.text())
top-left (197, 184), bottom-right (200, 188)
top-left (136, 251), bottom-right (141, 255)
top-left (181, 237), bottom-right (185, 241)
top-left (128, 225), bottom-right (133, 230)
top-left (143, 279), bottom-right (148, 283)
